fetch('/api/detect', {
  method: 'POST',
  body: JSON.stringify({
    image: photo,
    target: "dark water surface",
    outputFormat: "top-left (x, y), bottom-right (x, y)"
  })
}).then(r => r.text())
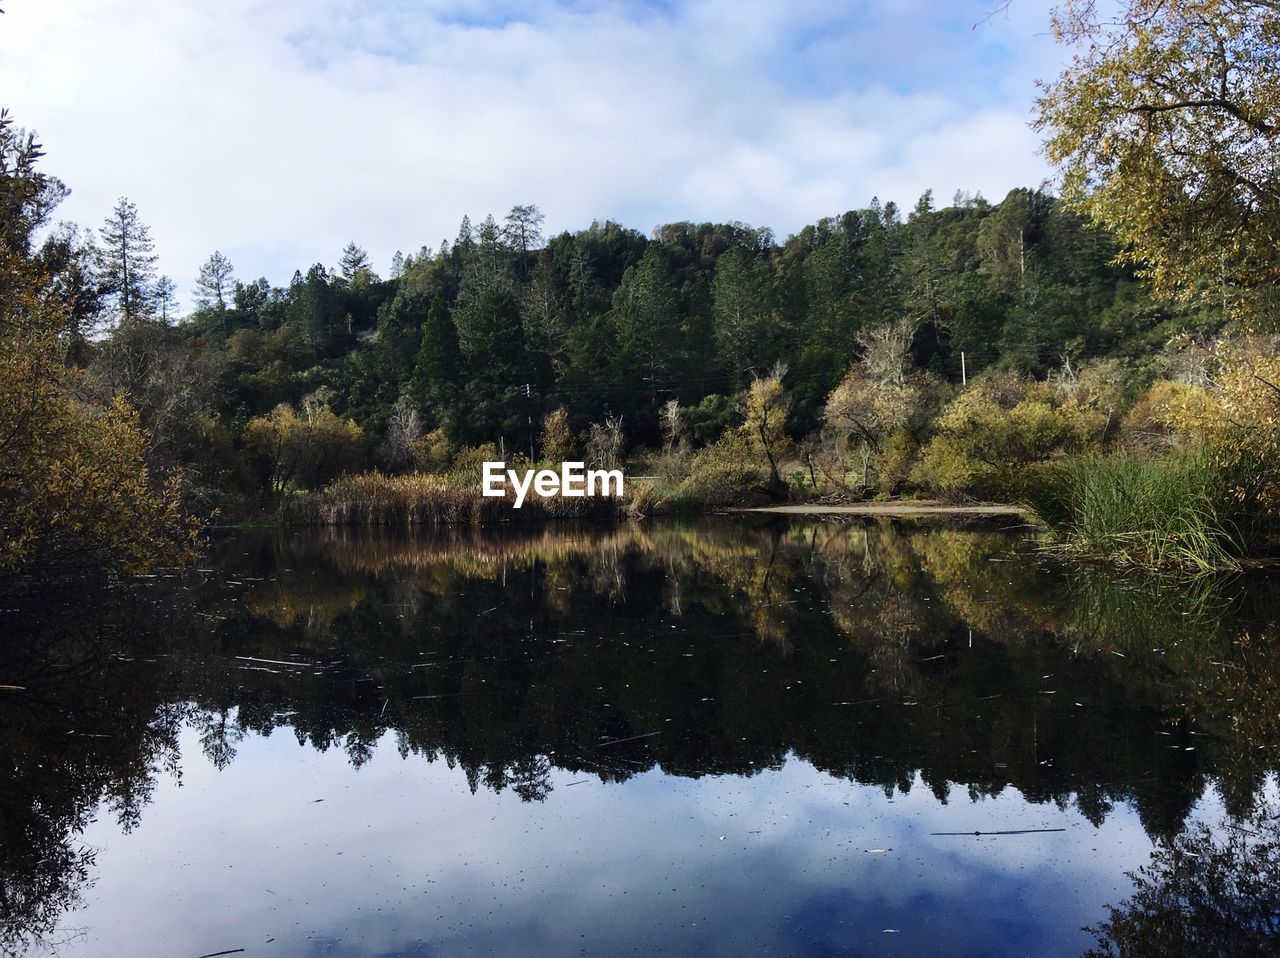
top-left (3, 518), bottom-right (1279, 957)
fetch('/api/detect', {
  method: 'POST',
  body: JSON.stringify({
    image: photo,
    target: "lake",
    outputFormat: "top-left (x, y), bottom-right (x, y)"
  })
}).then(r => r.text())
top-left (3, 517), bottom-right (1278, 957)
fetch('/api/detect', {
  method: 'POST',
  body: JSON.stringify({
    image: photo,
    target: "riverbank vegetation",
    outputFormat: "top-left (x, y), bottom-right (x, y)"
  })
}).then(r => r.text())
top-left (1, 0), bottom-right (1277, 575)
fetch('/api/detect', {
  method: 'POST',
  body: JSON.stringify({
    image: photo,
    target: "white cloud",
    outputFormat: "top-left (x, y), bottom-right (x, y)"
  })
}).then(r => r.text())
top-left (0, 0), bottom-right (1063, 304)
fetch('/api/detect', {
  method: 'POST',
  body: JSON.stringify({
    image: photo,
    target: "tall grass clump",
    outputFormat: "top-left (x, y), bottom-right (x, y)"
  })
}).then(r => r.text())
top-left (287, 472), bottom-right (626, 527)
top-left (1026, 451), bottom-right (1251, 573)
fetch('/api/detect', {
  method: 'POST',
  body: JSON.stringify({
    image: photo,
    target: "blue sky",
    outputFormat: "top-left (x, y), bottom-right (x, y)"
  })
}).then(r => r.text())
top-left (1, 0), bottom-right (1064, 305)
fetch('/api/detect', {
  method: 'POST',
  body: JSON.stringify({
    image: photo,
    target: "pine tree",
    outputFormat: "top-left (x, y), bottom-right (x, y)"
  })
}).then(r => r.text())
top-left (339, 242), bottom-right (372, 283)
top-left (615, 246), bottom-right (678, 390)
top-left (98, 196), bottom-right (157, 323)
top-left (154, 275), bottom-right (179, 323)
top-left (195, 250), bottom-right (235, 311)
top-left (712, 246), bottom-right (773, 387)
top-left (504, 203), bottom-right (544, 280)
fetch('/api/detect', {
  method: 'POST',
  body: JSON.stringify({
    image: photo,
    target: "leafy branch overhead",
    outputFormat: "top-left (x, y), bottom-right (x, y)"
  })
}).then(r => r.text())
top-left (1036, 0), bottom-right (1280, 318)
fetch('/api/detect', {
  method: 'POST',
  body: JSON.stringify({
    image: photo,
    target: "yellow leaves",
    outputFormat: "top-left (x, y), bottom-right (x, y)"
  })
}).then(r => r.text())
top-left (741, 373), bottom-right (792, 488)
top-left (1138, 337), bottom-right (1280, 520)
top-left (1037, 0), bottom-right (1280, 317)
top-left (0, 347), bottom-right (200, 574)
top-left (243, 401), bottom-right (365, 494)
top-left (915, 373), bottom-right (1110, 499)
top-left (0, 213), bottom-right (199, 575)
top-left (539, 408), bottom-right (574, 464)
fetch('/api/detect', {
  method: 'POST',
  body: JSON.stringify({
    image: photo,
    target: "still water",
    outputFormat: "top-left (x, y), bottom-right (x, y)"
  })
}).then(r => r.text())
top-left (3, 518), bottom-right (1278, 957)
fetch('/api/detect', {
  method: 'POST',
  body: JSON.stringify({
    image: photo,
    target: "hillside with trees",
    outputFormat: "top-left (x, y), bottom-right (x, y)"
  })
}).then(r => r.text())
top-left (57, 188), bottom-right (1214, 496)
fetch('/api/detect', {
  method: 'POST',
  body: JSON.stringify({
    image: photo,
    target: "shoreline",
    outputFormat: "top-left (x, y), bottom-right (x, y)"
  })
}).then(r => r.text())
top-left (730, 501), bottom-right (1029, 518)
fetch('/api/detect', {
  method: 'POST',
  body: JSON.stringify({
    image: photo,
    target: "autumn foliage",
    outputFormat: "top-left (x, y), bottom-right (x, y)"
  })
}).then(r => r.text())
top-left (0, 115), bottom-right (198, 575)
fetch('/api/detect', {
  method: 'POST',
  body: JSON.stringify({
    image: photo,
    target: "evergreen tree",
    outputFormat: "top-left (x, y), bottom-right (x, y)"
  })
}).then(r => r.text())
top-left (195, 250), bottom-right (235, 311)
top-left (412, 290), bottom-right (462, 418)
top-left (504, 203), bottom-right (544, 280)
top-left (615, 246), bottom-right (678, 391)
top-left (97, 196), bottom-right (157, 323)
top-left (338, 242), bottom-right (372, 284)
top-left (286, 264), bottom-right (341, 354)
top-left (712, 246), bottom-right (773, 388)
top-left (154, 275), bottom-right (179, 323)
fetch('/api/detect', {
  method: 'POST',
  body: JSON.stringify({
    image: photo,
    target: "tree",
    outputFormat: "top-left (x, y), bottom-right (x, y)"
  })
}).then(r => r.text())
top-left (902, 190), bottom-right (957, 332)
top-left (504, 204), bottom-right (544, 279)
top-left (585, 415), bottom-right (624, 471)
top-left (242, 399), bottom-right (364, 493)
top-left (913, 372), bottom-right (1108, 499)
top-left (615, 245), bottom-right (679, 393)
top-left (286, 264), bottom-right (341, 354)
top-left (741, 365), bottom-right (792, 494)
top-left (153, 275), bottom-right (179, 323)
top-left (371, 291), bottom-right (424, 384)
top-left (977, 189), bottom-right (1040, 296)
top-left (0, 117), bottom-right (195, 574)
top-left (195, 250), bottom-right (235, 311)
top-left (1036, 0), bottom-right (1280, 320)
top-left (819, 318), bottom-right (943, 493)
top-left (1087, 800), bottom-right (1280, 958)
top-left (539, 407), bottom-right (574, 463)
top-left (521, 254), bottom-right (568, 364)
top-left (97, 196), bottom-right (157, 323)
top-left (382, 395), bottom-right (422, 471)
top-left (338, 242), bottom-right (372, 284)
top-left (411, 290), bottom-right (462, 419)
top-left (712, 245), bottom-right (773, 387)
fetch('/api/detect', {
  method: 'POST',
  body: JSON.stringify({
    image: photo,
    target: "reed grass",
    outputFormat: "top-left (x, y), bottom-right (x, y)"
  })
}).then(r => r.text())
top-left (287, 472), bottom-right (627, 527)
top-left (1025, 451), bottom-right (1254, 573)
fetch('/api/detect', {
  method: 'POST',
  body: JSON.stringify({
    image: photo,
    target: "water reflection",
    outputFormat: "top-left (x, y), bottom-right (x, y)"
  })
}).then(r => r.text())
top-left (1, 518), bottom-right (1278, 956)
top-left (1086, 799), bottom-right (1280, 957)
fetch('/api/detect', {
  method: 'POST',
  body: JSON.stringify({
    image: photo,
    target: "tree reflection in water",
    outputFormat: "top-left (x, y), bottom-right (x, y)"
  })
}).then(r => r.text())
top-left (0, 517), bottom-right (1277, 956)
top-left (1087, 800), bottom-right (1280, 958)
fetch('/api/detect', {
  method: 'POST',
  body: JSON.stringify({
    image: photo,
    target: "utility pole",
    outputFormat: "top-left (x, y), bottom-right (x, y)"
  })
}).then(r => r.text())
top-left (526, 383), bottom-right (534, 462)
top-left (961, 351), bottom-right (967, 387)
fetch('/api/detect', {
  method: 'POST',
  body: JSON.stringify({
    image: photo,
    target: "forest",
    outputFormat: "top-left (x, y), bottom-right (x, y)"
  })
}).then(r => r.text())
top-left (49, 185), bottom-right (1202, 496)
top-left (2, 0), bottom-right (1278, 575)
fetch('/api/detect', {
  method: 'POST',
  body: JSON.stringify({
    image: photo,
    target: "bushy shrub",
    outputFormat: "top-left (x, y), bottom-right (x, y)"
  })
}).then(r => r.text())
top-left (679, 430), bottom-right (762, 506)
top-left (409, 427), bottom-right (454, 473)
top-left (1119, 379), bottom-right (1205, 451)
top-left (814, 323), bottom-right (948, 496)
top-left (539, 407), bottom-right (575, 463)
top-left (914, 374), bottom-right (1108, 500)
top-left (1163, 338), bottom-right (1280, 536)
top-left (741, 371), bottom-right (792, 493)
top-left (684, 394), bottom-right (737, 444)
top-left (445, 442), bottom-right (501, 487)
top-left (242, 401), bottom-right (365, 493)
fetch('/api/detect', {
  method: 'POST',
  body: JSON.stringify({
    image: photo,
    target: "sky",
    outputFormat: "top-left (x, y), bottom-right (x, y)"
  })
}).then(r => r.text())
top-left (0, 0), bottom-right (1066, 305)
